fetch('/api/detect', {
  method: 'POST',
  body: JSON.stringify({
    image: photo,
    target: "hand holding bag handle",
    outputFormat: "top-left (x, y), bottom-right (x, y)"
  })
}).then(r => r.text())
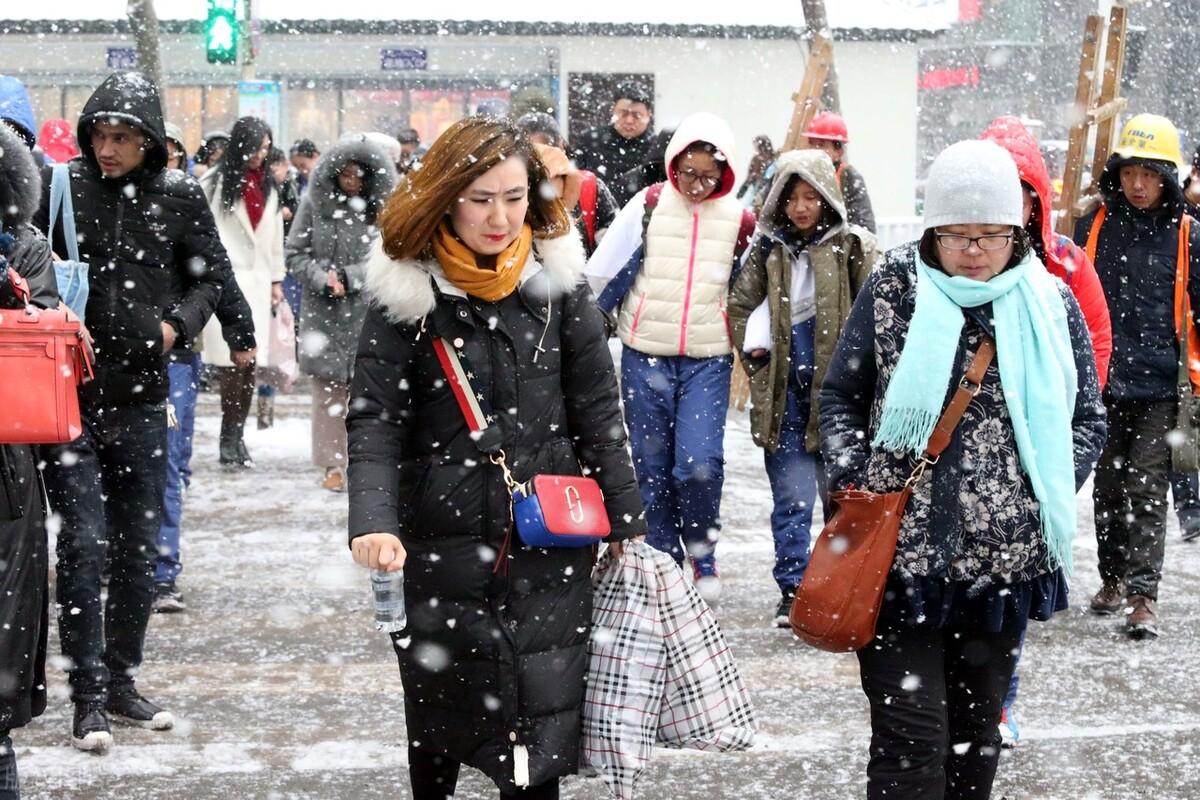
top-left (790, 337), bottom-right (996, 652)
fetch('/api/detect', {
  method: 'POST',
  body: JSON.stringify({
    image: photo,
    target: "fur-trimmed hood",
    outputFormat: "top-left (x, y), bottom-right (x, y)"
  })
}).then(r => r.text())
top-left (310, 136), bottom-right (398, 223)
top-left (0, 121), bottom-right (40, 230)
top-left (365, 230), bottom-right (588, 324)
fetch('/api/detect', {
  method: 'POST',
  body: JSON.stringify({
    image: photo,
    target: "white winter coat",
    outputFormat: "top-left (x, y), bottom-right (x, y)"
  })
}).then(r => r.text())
top-left (199, 170), bottom-right (286, 367)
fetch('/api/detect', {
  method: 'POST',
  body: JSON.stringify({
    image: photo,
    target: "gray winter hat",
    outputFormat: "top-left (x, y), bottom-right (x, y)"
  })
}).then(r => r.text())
top-left (923, 139), bottom-right (1023, 231)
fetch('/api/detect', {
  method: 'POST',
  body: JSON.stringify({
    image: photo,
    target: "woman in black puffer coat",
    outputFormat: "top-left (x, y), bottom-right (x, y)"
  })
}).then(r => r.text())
top-left (347, 117), bottom-right (645, 800)
top-left (0, 120), bottom-right (58, 800)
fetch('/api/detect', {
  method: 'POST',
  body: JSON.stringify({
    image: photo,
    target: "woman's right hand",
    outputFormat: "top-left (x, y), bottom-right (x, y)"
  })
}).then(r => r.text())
top-left (351, 533), bottom-right (407, 572)
top-left (748, 348), bottom-right (768, 359)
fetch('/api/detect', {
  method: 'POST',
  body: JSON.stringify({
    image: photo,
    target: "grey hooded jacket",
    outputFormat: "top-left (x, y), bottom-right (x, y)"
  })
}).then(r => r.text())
top-left (285, 137), bottom-right (397, 383)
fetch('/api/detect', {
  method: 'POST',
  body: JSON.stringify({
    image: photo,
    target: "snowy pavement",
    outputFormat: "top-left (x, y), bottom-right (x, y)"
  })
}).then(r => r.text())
top-left (13, 392), bottom-right (1200, 799)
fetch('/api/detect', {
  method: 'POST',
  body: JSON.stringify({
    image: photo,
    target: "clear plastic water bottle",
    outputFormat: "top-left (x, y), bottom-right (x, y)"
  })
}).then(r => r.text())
top-left (370, 569), bottom-right (406, 633)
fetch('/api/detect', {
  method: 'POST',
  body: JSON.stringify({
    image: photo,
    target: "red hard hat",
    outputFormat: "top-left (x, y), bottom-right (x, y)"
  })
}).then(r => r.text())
top-left (805, 111), bottom-right (849, 143)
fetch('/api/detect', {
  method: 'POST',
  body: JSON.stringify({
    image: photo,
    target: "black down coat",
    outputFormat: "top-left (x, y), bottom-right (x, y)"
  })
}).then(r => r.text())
top-left (0, 121), bottom-right (55, 734)
top-left (33, 72), bottom-right (226, 406)
top-left (347, 231), bottom-right (645, 793)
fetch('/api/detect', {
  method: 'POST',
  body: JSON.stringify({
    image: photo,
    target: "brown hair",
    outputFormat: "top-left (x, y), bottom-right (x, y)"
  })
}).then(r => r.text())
top-left (377, 116), bottom-right (571, 260)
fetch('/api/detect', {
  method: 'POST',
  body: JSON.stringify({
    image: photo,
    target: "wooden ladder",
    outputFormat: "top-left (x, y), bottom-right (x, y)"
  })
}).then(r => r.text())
top-left (782, 34), bottom-right (835, 152)
top-left (1055, 5), bottom-right (1129, 236)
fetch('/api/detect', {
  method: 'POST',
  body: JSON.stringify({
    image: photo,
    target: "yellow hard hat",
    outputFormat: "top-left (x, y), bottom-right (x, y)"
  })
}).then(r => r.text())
top-left (1114, 113), bottom-right (1183, 165)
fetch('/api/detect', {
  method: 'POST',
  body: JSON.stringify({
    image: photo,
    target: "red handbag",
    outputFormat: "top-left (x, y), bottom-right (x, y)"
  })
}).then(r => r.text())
top-left (0, 267), bottom-right (93, 444)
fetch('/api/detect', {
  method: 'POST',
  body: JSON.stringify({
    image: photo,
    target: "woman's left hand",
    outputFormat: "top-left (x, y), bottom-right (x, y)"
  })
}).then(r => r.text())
top-left (271, 282), bottom-right (285, 307)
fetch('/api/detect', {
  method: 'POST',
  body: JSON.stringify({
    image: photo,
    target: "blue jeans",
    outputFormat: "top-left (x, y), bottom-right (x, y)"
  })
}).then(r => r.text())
top-left (763, 320), bottom-right (820, 593)
top-left (156, 355), bottom-right (202, 585)
top-left (41, 402), bottom-right (167, 703)
top-left (0, 733), bottom-right (16, 800)
top-left (621, 348), bottom-right (732, 575)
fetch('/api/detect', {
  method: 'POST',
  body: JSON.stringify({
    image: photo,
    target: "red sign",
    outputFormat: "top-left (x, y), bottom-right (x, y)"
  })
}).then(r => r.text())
top-left (918, 65), bottom-right (981, 91)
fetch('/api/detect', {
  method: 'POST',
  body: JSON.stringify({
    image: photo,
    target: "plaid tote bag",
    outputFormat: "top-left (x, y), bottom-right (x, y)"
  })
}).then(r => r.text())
top-left (582, 541), bottom-right (756, 798)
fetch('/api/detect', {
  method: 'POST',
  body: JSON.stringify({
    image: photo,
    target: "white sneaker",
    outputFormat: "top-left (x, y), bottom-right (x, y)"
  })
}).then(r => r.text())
top-left (694, 575), bottom-right (722, 608)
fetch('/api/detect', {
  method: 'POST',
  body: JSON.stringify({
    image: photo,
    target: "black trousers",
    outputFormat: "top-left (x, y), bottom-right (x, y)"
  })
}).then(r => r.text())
top-left (1093, 398), bottom-right (1173, 599)
top-left (408, 745), bottom-right (559, 800)
top-left (41, 402), bottom-right (167, 703)
top-left (856, 620), bottom-right (1023, 800)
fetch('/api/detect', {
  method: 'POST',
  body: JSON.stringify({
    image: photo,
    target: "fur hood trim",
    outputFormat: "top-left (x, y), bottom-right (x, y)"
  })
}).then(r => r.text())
top-left (0, 122), bottom-right (40, 230)
top-left (365, 230), bottom-right (588, 324)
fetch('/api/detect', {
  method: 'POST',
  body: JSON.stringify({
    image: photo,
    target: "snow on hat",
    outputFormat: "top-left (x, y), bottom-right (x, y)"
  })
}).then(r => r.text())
top-left (923, 139), bottom-right (1023, 231)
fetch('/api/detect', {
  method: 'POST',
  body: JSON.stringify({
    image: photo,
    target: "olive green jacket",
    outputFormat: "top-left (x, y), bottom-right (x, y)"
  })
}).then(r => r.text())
top-left (728, 149), bottom-right (879, 453)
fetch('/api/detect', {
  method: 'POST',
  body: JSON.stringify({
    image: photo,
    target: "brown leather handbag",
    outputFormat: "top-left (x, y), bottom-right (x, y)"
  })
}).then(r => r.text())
top-left (790, 337), bottom-right (996, 652)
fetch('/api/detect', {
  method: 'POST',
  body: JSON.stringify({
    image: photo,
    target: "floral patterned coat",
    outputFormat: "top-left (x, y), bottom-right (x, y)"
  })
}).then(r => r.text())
top-left (818, 243), bottom-right (1107, 588)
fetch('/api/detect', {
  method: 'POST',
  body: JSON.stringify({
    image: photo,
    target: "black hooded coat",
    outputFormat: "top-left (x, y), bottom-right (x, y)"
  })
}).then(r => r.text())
top-left (0, 121), bottom-right (56, 734)
top-left (33, 72), bottom-right (227, 406)
top-left (1074, 155), bottom-right (1200, 401)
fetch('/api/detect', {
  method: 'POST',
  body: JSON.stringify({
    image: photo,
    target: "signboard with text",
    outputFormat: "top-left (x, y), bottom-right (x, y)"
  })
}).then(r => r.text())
top-left (381, 48), bottom-right (428, 71)
top-left (107, 47), bottom-right (138, 70)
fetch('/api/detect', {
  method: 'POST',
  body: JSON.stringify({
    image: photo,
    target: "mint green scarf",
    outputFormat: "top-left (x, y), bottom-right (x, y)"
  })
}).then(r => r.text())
top-left (873, 253), bottom-right (1079, 573)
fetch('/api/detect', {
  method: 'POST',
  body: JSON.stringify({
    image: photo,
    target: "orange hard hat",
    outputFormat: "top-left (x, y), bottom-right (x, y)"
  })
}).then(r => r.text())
top-left (805, 111), bottom-right (849, 143)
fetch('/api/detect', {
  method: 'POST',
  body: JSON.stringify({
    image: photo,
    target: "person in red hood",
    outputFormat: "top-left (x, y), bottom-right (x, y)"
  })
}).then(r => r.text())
top-left (38, 118), bottom-right (80, 164)
top-left (979, 117), bottom-right (1115, 749)
top-left (981, 117), bottom-right (1112, 387)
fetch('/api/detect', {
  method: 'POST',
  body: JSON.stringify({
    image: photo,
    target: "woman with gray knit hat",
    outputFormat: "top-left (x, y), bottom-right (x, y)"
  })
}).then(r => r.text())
top-left (819, 139), bottom-right (1107, 799)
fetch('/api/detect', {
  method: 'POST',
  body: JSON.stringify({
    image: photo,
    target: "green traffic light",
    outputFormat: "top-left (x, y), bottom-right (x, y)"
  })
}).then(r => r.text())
top-left (205, 0), bottom-right (239, 65)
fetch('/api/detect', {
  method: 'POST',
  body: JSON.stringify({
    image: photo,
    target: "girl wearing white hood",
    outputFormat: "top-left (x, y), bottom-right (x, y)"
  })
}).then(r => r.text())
top-left (587, 112), bottom-right (756, 603)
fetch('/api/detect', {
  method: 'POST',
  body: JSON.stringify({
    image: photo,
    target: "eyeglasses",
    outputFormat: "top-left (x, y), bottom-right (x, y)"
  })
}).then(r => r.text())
top-left (934, 233), bottom-right (1014, 251)
top-left (676, 168), bottom-right (722, 189)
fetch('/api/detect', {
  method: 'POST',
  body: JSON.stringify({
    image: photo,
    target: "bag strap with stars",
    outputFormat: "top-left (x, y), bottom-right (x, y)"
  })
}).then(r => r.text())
top-left (430, 336), bottom-right (506, 454)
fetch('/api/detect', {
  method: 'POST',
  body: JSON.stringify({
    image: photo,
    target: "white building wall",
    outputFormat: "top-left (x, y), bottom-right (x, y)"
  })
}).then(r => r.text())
top-left (556, 36), bottom-right (918, 217)
top-left (0, 29), bottom-right (919, 215)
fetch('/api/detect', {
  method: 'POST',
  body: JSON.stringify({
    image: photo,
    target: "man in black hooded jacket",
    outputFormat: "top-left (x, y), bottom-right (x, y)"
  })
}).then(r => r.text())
top-left (1074, 114), bottom-right (1200, 640)
top-left (32, 72), bottom-right (227, 752)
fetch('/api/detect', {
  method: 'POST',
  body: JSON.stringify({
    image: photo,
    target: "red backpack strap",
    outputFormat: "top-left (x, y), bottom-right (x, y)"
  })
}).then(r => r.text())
top-left (578, 170), bottom-right (598, 249)
top-left (645, 182), bottom-right (664, 209)
top-left (735, 210), bottom-right (757, 258)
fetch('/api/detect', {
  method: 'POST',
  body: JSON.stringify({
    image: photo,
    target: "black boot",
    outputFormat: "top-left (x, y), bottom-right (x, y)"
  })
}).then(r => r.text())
top-left (236, 435), bottom-right (255, 469)
top-left (219, 421), bottom-right (244, 467)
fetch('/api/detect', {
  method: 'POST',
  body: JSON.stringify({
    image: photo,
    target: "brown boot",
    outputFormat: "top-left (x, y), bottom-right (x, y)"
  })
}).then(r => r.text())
top-left (321, 467), bottom-right (346, 493)
top-left (1125, 595), bottom-right (1160, 640)
top-left (1089, 579), bottom-right (1125, 615)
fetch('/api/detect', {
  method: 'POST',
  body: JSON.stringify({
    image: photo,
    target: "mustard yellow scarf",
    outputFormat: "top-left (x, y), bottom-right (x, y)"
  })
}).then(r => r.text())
top-left (433, 222), bottom-right (533, 302)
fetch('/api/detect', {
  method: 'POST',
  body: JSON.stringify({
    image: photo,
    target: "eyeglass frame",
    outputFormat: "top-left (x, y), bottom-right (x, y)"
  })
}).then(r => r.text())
top-left (675, 167), bottom-right (723, 190)
top-left (933, 231), bottom-right (1015, 251)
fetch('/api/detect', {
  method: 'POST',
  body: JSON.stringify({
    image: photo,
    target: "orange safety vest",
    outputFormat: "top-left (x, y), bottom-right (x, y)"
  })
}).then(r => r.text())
top-left (1086, 205), bottom-right (1200, 394)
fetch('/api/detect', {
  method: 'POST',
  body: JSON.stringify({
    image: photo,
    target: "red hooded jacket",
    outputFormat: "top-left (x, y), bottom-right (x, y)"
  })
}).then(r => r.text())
top-left (982, 116), bottom-right (1112, 388)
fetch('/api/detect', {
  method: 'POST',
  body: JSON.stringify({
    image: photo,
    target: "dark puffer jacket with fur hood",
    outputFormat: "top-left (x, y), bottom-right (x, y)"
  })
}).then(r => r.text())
top-left (346, 230), bottom-right (644, 793)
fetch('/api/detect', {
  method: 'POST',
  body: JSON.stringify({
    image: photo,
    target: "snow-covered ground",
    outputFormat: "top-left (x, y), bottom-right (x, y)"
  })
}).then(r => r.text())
top-left (12, 392), bottom-right (1200, 799)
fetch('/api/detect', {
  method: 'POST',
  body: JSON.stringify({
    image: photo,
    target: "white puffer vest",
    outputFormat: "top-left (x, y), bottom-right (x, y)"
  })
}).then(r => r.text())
top-left (617, 188), bottom-right (743, 357)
